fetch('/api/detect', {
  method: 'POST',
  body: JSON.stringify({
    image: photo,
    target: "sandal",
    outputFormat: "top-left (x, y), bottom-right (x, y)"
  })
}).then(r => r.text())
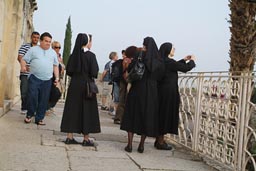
top-left (24, 116), bottom-right (32, 124)
top-left (35, 120), bottom-right (46, 126)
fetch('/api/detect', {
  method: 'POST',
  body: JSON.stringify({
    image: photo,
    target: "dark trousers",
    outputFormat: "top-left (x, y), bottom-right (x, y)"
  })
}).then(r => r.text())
top-left (115, 80), bottom-right (127, 121)
top-left (20, 75), bottom-right (28, 110)
top-left (26, 74), bottom-right (52, 122)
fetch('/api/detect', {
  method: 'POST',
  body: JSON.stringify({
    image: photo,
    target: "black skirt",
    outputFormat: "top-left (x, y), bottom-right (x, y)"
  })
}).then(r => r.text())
top-left (60, 74), bottom-right (101, 134)
top-left (121, 72), bottom-right (159, 137)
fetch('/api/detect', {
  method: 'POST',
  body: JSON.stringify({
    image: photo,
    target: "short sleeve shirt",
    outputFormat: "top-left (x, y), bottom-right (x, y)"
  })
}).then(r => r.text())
top-left (23, 46), bottom-right (59, 81)
top-left (103, 61), bottom-right (111, 82)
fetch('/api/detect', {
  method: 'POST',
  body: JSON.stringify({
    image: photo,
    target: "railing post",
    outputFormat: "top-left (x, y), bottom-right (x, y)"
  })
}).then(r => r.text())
top-left (237, 73), bottom-right (248, 171)
top-left (193, 72), bottom-right (203, 151)
top-left (241, 73), bottom-right (254, 171)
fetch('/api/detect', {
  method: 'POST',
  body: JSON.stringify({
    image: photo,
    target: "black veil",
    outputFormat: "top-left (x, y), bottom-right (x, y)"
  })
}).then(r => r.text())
top-left (143, 37), bottom-right (160, 72)
top-left (159, 42), bottom-right (173, 61)
top-left (66, 33), bottom-right (89, 76)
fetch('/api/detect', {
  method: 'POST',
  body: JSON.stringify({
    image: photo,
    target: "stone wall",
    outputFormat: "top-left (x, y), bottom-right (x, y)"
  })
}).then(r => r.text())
top-left (0, 0), bottom-right (37, 114)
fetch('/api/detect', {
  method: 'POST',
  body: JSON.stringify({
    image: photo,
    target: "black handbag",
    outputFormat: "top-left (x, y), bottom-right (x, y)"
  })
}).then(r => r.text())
top-left (127, 52), bottom-right (145, 83)
top-left (49, 83), bottom-right (62, 103)
top-left (85, 79), bottom-right (99, 99)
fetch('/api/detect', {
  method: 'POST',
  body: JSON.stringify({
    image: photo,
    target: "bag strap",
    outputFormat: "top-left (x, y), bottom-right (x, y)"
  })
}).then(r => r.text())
top-left (138, 51), bottom-right (143, 61)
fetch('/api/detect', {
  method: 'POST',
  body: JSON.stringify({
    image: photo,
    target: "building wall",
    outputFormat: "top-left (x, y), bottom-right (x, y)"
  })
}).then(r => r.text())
top-left (0, 0), bottom-right (37, 110)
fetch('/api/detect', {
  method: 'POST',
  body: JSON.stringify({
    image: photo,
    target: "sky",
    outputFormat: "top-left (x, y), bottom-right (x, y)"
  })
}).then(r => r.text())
top-left (33, 0), bottom-right (230, 72)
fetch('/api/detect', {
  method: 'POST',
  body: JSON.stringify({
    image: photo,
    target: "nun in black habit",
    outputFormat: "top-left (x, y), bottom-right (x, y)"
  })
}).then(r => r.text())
top-left (155, 42), bottom-right (195, 150)
top-left (121, 37), bottom-right (162, 153)
top-left (60, 33), bottom-right (100, 146)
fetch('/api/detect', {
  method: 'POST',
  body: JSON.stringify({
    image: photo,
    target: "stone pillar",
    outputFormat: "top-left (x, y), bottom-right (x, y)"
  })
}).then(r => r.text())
top-left (5, 0), bottom-right (24, 100)
top-left (0, 0), bottom-right (37, 108)
top-left (0, 0), bottom-right (11, 107)
top-left (0, 1), bottom-right (3, 107)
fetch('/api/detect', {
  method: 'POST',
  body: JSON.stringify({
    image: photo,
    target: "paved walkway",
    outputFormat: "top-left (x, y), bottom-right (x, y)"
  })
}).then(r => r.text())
top-left (0, 101), bottom-right (217, 171)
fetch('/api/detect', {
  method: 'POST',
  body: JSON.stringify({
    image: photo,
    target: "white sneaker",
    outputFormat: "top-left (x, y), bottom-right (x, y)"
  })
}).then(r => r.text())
top-left (20, 110), bottom-right (27, 115)
top-left (108, 111), bottom-right (116, 116)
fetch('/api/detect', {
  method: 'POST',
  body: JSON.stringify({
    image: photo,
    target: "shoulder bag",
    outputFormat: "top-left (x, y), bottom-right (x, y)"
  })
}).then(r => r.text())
top-left (127, 51), bottom-right (145, 83)
top-left (85, 78), bottom-right (99, 99)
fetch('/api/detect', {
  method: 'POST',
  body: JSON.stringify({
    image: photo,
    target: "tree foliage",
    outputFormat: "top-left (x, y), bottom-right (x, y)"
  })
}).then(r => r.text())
top-left (62, 16), bottom-right (72, 66)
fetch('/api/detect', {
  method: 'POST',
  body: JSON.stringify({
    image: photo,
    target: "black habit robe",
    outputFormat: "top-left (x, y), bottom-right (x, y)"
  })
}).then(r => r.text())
top-left (158, 58), bottom-right (195, 135)
top-left (121, 37), bottom-right (162, 137)
top-left (61, 50), bottom-right (101, 134)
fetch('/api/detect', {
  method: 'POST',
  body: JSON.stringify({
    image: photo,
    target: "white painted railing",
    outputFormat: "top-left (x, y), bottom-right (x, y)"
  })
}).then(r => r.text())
top-left (166, 71), bottom-right (256, 171)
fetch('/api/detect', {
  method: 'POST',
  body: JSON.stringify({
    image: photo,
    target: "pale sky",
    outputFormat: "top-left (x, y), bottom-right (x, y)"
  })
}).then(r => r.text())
top-left (33, 0), bottom-right (230, 72)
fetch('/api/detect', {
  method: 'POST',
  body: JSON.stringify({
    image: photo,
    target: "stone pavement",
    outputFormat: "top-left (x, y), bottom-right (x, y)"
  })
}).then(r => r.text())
top-left (0, 101), bottom-right (218, 171)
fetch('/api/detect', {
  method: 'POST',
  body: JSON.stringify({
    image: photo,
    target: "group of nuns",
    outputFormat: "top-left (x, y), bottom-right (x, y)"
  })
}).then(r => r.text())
top-left (60, 33), bottom-right (196, 152)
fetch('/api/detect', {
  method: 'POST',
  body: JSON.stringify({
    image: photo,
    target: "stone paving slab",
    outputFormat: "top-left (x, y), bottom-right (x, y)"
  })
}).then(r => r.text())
top-left (130, 154), bottom-right (216, 171)
top-left (69, 157), bottom-right (141, 171)
top-left (0, 144), bottom-right (69, 171)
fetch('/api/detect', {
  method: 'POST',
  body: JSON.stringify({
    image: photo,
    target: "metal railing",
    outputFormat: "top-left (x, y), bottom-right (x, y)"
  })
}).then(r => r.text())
top-left (166, 71), bottom-right (256, 171)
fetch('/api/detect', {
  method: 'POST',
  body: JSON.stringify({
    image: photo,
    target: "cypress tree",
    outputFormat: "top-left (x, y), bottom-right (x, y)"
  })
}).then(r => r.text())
top-left (62, 16), bottom-right (72, 66)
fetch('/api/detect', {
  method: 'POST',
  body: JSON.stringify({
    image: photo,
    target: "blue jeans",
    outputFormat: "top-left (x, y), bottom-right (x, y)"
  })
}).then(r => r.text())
top-left (26, 74), bottom-right (52, 122)
top-left (20, 75), bottom-right (28, 110)
top-left (113, 82), bottom-right (119, 103)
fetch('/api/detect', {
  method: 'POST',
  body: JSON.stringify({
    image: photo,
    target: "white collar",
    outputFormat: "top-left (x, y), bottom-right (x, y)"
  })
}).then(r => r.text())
top-left (83, 47), bottom-right (89, 52)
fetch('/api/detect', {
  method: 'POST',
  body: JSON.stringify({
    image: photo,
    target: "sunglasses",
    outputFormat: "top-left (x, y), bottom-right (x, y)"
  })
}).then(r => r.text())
top-left (54, 46), bottom-right (61, 49)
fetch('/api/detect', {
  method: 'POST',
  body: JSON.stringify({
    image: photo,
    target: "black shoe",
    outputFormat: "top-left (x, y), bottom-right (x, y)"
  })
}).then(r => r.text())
top-left (114, 119), bottom-right (121, 124)
top-left (64, 138), bottom-right (79, 145)
top-left (101, 106), bottom-right (109, 111)
top-left (82, 139), bottom-right (94, 146)
top-left (155, 142), bottom-right (172, 150)
top-left (154, 140), bottom-right (166, 147)
top-left (124, 145), bottom-right (132, 153)
top-left (137, 145), bottom-right (144, 153)
top-left (154, 140), bottom-right (157, 147)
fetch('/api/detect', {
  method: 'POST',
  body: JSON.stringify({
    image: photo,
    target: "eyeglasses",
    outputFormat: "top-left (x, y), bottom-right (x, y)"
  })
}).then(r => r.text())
top-left (54, 46), bottom-right (61, 49)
